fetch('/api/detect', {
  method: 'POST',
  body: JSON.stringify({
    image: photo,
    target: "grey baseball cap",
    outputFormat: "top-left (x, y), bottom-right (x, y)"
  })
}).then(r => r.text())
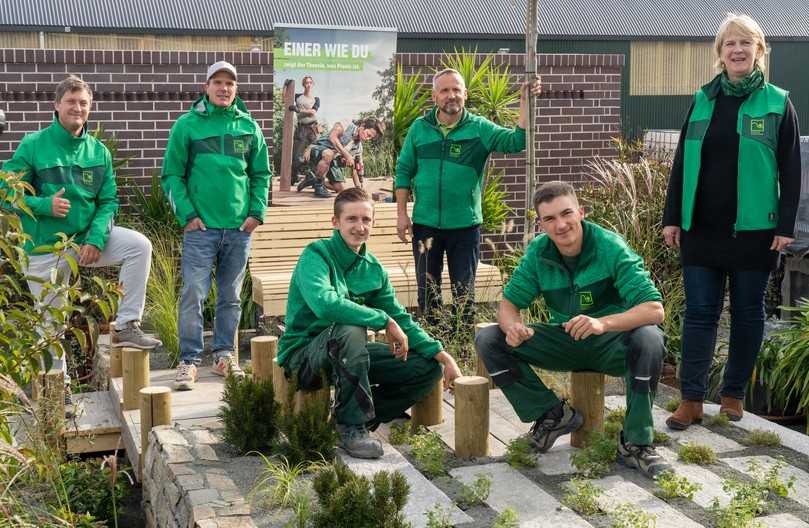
top-left (206, 61), bottom-right (237, 81)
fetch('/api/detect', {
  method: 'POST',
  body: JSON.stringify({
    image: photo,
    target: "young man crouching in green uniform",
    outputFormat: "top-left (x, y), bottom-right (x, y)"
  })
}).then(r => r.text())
top-left (277, 188), bottom-right (462, 459)
top-left (475, 181), bottom-right (671, 478)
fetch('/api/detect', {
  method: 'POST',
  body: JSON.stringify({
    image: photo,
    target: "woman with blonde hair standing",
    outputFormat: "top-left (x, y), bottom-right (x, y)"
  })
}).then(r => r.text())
top-left (662, 13), bottom-right (801, 429)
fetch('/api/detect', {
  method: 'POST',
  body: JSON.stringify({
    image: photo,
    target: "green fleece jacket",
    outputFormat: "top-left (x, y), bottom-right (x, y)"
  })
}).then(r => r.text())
top-left (395, 107), bottom-right (526, 229)
top-left (2, 117), bottom-right (117, 254)
top-left (277, 230), bottom-right (443, 366)
top-left (161, 95), bottom-right (270, 228)
top-left (504, 221), bottom-right (662, 323)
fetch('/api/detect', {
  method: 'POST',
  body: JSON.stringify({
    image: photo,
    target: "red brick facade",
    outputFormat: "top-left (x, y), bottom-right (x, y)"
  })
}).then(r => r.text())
top-left (0, 49), bottom-right (622, 258)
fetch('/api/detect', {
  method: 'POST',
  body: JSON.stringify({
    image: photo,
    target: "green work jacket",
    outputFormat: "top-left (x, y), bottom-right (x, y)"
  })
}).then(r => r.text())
top-left (278, 230), bottom-right (442, 366)
top-left (504, 221), bottom-right (662, 323)
top-left (395, 107), bottom-right (526, 229)
top-left (3, 117), bottom-right (117, 254)
top-left (681, 75), bottom-right (788, 231)
top-left (161, 95), bottom-right (270, 228)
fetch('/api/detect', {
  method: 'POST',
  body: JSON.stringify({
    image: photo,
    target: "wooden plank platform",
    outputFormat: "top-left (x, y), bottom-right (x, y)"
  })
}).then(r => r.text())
top-left (64, 391), bottom-right (123, 454)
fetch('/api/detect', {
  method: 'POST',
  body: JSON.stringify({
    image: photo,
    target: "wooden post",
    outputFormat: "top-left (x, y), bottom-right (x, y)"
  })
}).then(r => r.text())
top-left (251, 335), bottom-right (277, 383)
top-left (279, 79), bottom-right (296, 191)
top-left (109, 322), bottom-right (123, 378)
top-left (122, 347), bottom-right (149, 411)
top-left (139, 386), bottom-right (171, 480)
top-left (454, 376), bottom-right (490, 457)
top-left (272, 357), bottom-right (290, 412)
top-left (474, 322), bottom-right (497, 389)
top-left (366, 329), bottom-right (376, 342)
top-left (37, 369), bottom-right (65, 451)
top-left (411, 373), bottom-right (443, 427)
top-left (523, 0), bottom-right (539, 246)
top-left (570, 371), bottom-right (605, 448)
top-left (294, 384), bottom-right (330, 414)
top-left (375, 329), bottom-right (387, 343)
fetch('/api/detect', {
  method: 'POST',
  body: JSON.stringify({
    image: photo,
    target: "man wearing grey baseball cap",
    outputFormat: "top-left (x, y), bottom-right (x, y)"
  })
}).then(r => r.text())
top-left (162, 60), bottom-right (271, 390)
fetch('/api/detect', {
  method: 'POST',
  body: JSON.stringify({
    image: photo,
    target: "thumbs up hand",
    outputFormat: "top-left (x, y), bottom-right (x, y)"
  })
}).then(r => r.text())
top-left (51, 187), bottom-right (71, 218)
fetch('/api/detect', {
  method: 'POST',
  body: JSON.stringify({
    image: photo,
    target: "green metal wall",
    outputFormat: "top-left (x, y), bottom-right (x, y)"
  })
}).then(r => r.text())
top-left (769, 42), bottom-right (808, 135)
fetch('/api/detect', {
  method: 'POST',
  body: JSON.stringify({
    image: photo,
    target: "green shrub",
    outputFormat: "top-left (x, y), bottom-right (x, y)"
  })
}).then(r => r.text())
top-left (562, 478), bottom-right (604, 515)
top-left (277, 399), bottom-right (338, 466)
top-left (570, 430), bottom-right (618, 478)
top-left (654, 470), bottom-right (701, 500)
top-left (59, 457), bottom-right (131, 523)
top-left (606, 406), bottom-right (626, 425)
top-left (664, 398), bottom-right (681, 413)
top-left (704, 413), bottom-right (730, 427)
top-left (741, 429), bottom-right (781, 447)
top-left (250, 453), bottom-right (323, 510)
top-left (219, 375), bottom-right (280, 453)
top-left (652, 431), bottom-right (670, 445)
top-left (143, 231), bottom-right (181, 365)
top-left (409, 430), bottom-right (447, 478)
top-left (610, 502), bottom-right (656, 528)
top-left (677, 443), bottom-right (717, 465)
top-left (505, 437), bottom-right (536, 469)
top-left (388, 422), bottom-right (414, 446)
top-left (481, 171), bottom-right (513, 232)
top-left (312, 461), bottom-right (410, 528)
top-left (493, 507), bottom-right (520, 528)
top-left (425, 504), bottom-right (453, 528)
top-left (458, 473), bottom-right (491, 508)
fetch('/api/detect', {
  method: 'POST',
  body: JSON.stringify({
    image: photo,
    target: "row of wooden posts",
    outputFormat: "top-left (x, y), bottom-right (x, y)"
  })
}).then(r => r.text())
top-left (34, 322), bottom-right (606, 479)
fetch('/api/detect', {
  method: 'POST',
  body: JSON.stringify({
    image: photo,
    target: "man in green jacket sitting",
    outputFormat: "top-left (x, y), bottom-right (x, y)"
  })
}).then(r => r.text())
top-left (3, 75), bottom-right (161, 403)
top-left (162, 61), bottom-right (271, 390)
top-left (475, 181), bottom-right (671, 479)
top-left (278, 188), bottom-right (462, 459)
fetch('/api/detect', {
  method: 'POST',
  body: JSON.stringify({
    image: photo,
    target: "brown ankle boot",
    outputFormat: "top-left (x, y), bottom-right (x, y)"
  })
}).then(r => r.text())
top-left (720, 396), bottom-right (743, 421)
top-left (666, 400), bottom-right (703, 430)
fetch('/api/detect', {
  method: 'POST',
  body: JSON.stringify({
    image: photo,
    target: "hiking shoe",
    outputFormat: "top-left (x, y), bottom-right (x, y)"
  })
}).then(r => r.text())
top-left (297, 172), bottom-right (317, 192)
top-left (113, 321), bottom-right (162, 349)
top-left (313, 182), bottom-right (331, 198)
top-left (719, 396), bottom-right (743, 421)
top-left (174, 363), bottom-right (198, 391)
top-left (666, 399), bottom-right (703, 430)
top-left (617, 432), bottom-right (672, 478)
top-left (529, 400), bottom-right (584, 453)
top-left (211, 354), bottom-right (245, 379)
top-left (337, 424), bottom-right (384, 459)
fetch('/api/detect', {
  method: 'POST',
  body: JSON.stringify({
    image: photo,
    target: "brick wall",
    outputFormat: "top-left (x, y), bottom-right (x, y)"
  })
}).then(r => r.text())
top-left (399, 53), bottom-right (624, 260)
top-left (0, 49), bottom-right (622, 259)
top-left (0, 48), bottom-right (274, 202)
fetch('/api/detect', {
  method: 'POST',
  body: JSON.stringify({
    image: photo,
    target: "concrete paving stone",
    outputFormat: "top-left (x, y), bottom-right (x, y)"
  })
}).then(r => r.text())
top-left (194, 443), bottom-right (219, 461)
top-left (756, 513), bottom-right (809, 527)
top-left (702, 402), bottom-right (809, 455)
top-left (656, 446), bottom-right (732, 508)
top-left (177, 474), bottom-right (205, 490)
top-left (592, 475), bottom-right (705, 528)
top-left (451, 463), bottom-right (593, 527)
top-left (605, 396), bottom-right (742, 453)
top-left (163, 443), bottom-right (195, 464)
top-left (214, 502), bottom-right (252, 516)
top-left (154, 427), bottom-right (190, 447)
top-left (211, 517), bottom-right (258, 528)
top-left (722, 455), bottom-right (809, 509)
top-left (536, 439), bottom-right (576, 475)
top-left (339, 441), bottom-right (472, 528)
top-left (187, 488), bottom-right (222, 506)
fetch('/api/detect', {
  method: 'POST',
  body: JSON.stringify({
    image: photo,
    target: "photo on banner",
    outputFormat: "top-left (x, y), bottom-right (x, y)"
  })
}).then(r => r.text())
top-left (272, 24), bottom-right (398, 191)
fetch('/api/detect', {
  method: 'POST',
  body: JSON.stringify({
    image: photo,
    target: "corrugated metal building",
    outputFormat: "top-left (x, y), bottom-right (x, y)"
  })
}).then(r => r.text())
top-left (1, 0), bottom-right (807, 134)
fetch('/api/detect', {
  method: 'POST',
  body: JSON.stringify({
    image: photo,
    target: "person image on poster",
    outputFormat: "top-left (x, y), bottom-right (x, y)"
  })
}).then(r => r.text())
top-left (290, 75), bottom-right (320, 183)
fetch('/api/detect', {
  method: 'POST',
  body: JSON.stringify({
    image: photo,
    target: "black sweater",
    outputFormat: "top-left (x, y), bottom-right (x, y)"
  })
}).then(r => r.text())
top-left (662, 91), bottom-right (802, 271)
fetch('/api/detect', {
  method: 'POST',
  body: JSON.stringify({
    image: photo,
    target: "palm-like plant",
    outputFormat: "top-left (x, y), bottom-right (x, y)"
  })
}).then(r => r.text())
top-left (474, 67), bottom-right (520, 126)
top-left (393, 65), bottom-right (430, 154)
top-left (439, 48), bottom-right (493, 104)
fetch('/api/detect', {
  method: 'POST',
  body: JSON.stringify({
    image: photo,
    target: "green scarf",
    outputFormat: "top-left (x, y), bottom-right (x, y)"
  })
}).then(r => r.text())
top-left (720, 68), bottom-right (764, 97)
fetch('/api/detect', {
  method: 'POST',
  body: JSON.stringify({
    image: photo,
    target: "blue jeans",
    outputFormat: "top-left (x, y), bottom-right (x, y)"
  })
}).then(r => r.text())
top-left (179, 228), bottom-right (251, 365)
top-left (411, 224), bottom-right (480, 324)
top-left (680, 266), bottom-right (770, 401)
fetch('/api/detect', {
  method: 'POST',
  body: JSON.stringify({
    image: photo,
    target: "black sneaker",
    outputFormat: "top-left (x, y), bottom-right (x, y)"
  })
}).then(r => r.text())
top-left (313, 182), bottom-right (331, 198)
top-left (529, 401), bottom-right (583, 452)
top-left (297, 172), bottom-right (317, 192)
top-left (617, 431), bottom-right (672, 478)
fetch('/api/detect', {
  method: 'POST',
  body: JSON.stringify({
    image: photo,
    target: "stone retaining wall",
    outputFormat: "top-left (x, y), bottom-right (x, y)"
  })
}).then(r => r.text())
top-left (142, 423), bottom-right (255, 528)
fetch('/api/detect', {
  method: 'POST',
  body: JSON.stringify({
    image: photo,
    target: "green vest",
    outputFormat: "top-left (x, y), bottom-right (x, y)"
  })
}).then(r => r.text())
top-left (681, 77), bottom-right (787, 231)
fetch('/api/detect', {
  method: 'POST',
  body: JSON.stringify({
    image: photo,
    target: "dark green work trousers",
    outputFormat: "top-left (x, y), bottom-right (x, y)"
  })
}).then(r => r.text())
top-left (285, 324), bottom-right (443, 426)
top-left (475, 323), bottom-right (664, 445)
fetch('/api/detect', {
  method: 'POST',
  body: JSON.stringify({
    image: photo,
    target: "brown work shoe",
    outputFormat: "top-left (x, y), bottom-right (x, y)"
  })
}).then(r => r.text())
top-left (666, 400), bottom-right (704, 430)
top-left (720, 396), bottom-right (743, 421)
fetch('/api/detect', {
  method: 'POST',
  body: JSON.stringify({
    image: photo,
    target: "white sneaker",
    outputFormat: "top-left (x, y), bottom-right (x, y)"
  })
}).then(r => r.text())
top-left (211, 355), bottom-right (245, 379)
top-left (174, 363), bottom-right (198, 391)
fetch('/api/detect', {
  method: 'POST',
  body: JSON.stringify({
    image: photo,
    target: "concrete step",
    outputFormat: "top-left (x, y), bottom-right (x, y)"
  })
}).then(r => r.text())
top-left (656, 446), bottom-right (732, 508)
top-left (723, 455), bottom-right (809, 509)
top-left (592, 475), bottom-right (705, 528)
top-left (451, 462), bottom-right (593, 527)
